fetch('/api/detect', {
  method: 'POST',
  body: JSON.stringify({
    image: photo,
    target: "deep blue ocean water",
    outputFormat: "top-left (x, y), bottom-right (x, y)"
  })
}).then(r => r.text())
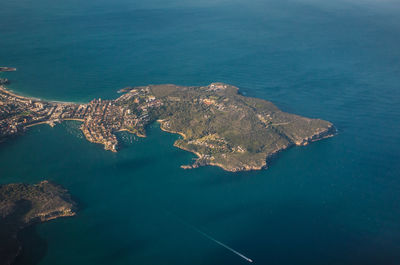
top-left (1, 0), bottom-right (400, 264)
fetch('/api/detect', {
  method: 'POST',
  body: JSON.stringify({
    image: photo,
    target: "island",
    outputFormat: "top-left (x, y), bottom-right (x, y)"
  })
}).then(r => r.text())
top-left (0, 181), bottom-right (76, 265)
top-left (0, 81), bottom-right (335, 171)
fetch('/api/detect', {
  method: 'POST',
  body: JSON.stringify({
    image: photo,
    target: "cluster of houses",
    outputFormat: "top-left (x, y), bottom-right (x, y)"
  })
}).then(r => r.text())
top-left (0, 84), bottom-right (165, 151)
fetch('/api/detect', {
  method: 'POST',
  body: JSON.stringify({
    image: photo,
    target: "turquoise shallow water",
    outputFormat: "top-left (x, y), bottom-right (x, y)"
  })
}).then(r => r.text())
top-left (1, 0), bottom-right (400, 264)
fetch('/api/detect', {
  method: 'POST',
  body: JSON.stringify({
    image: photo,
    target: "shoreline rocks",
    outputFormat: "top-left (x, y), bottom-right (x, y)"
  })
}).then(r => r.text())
top-left (0, 181), bottom-right (77, 265)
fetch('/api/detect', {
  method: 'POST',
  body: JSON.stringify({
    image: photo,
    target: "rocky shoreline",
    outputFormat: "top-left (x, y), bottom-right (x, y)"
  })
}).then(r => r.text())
top-left (172, 123), bottom-right (336, 172)
top-left (0, 181), bottom-right (77, 265)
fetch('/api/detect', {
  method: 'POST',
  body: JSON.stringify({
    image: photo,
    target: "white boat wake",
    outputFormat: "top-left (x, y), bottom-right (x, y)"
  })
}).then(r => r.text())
top-left (193, 226), bottom-right (253, 263)
top-left (167, 211), bottom-right (253, 263)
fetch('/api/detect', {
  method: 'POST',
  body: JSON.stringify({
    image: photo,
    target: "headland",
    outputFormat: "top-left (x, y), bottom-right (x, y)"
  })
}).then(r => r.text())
top-left (0, 181), bottom-right (76, 265)
top-left (0, 81), bottom-right (335, 171)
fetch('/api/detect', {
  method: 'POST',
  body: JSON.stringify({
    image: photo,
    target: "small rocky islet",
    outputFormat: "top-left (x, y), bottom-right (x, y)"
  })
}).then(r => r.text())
top-left (0, 67), bottom-right (14, 85)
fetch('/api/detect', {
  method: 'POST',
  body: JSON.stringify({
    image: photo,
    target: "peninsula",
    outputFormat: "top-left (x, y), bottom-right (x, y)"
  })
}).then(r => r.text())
top-left (0, 82), bottom-right (335, 171)
top-left (0, 181), bottom-right (76, 265)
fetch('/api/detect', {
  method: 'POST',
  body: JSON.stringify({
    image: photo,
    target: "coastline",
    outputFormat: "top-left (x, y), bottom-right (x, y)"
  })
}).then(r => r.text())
top-left (118, 128), bottom-right (146, 138)
top-left (1, 82), bottom-right (336, 172)
top-left (156, 119), bottom-right (336, 172)
top-left (0, 85), bottom-right (85, 105)
top-left (0, 181), bottom-right (77, 265)
top-left (157, 119), bottom-right (187, 139)
top-left (24, 119), bottom-right (84, 128)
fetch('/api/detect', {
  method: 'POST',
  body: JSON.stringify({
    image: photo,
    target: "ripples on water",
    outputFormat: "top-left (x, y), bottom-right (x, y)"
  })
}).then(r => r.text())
top-left (62, 121), bottom-right (84, 139)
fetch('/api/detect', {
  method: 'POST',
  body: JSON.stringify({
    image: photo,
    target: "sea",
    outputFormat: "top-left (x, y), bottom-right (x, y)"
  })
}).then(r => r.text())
top-left (1, 0), bottom-right (400, 264)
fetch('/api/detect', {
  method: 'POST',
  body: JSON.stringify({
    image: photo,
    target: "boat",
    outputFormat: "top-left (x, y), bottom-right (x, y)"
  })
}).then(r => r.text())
top-left (0, 67), bottom-right (17, 72)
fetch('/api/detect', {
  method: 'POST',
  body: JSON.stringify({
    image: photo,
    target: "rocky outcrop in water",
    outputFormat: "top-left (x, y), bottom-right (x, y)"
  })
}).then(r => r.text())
top-left (0, 78), bottom-right (8, 85)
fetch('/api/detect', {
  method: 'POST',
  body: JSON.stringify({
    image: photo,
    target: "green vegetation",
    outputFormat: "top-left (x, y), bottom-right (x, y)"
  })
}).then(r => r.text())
top-left (146, 83), bottom-right (335, 171)
top-left (0, 181), bottom-right (76, 265)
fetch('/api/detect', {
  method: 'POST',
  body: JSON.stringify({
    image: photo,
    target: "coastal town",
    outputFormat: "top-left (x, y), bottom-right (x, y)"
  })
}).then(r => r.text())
top-left (0, 84), bottom-right (163, 152)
